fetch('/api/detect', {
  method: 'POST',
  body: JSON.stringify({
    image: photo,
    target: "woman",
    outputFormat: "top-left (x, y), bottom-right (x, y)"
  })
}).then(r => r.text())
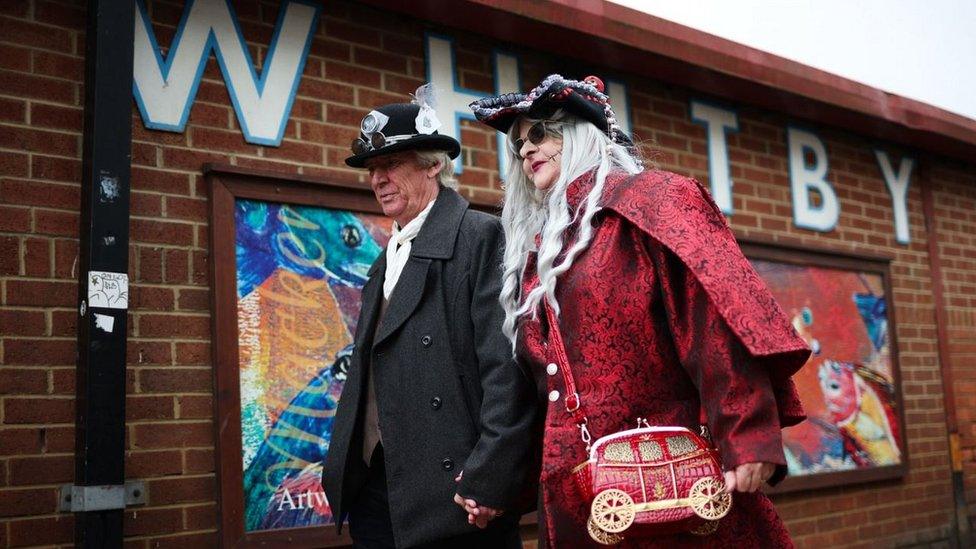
top-left (467, 75), bottom-right (811, 547)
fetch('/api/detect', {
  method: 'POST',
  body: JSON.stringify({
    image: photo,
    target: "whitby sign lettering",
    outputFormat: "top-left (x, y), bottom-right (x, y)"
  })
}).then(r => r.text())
top-left (132, 1), bottom-right (913, 244)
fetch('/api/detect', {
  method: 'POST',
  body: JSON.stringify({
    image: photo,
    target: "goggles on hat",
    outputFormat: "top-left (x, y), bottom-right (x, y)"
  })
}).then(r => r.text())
top-left (350, 132), bottom-right (414, 155)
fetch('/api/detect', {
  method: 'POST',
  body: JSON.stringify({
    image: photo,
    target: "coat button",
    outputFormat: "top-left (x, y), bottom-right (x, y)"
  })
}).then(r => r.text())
top-left (548, 390), bottom-right (560, 402)
top-left (421, 335), bottom-right (432, 347)
top-left (546, 363), bottom-right (558, 376)
top-left (430, 396), bottom-right (442, 410)
top-left (441, 458), bottom-right (454, 471)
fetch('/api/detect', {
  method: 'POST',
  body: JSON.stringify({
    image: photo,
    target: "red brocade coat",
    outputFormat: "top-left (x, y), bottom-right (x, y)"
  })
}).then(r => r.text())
top-left (517, 170), bottom-right (811, 548)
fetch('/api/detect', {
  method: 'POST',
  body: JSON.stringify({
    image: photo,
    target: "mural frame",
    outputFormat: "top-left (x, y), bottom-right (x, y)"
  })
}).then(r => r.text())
top-left (739, 239), bottom-right (910, 494)
top-left (209, 164), bottom-right (384, 547)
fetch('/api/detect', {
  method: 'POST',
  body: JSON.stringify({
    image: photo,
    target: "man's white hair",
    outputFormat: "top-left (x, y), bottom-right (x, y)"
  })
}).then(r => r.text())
top-left (414, 150), bottom-right (458, 190)
top-left (498, 111), bottom-right (643, 349)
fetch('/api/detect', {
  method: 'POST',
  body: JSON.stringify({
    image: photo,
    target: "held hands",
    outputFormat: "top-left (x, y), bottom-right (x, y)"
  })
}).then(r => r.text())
top-left (723, 462), bottom-right (776, 493)
top-left (453, 471), bottom-right (504, 529)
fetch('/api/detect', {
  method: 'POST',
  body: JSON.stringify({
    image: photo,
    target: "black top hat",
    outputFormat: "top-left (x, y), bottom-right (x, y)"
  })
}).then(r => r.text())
top-left (469, 74), bottom-right (631, 147)
top-left (345, 102), bottom-right (461, 168)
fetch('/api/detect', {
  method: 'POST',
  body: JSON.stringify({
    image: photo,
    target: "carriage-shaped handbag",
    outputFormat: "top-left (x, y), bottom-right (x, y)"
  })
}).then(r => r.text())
top-left (542, 299), bottom-right (732, 545)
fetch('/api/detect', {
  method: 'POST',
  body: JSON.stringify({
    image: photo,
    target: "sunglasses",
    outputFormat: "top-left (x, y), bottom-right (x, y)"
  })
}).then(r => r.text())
top-left (513, 121), bottom-right (561, 158)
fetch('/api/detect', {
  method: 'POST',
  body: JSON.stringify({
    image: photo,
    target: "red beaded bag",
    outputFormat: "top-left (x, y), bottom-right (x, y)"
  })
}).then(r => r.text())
top-left (542, 299), bottom-right (733, 545)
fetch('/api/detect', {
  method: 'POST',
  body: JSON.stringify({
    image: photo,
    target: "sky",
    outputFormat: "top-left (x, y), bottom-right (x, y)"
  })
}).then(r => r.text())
top-left (608, 0), bottom-right (976, 121)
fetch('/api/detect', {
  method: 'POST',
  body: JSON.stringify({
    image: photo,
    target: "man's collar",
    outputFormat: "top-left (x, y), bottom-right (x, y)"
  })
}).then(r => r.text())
top-left (410, 186), bottom-right (469, 259)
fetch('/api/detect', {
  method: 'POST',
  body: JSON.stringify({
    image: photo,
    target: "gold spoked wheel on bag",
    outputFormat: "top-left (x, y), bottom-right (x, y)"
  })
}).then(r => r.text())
top-left (688, 477), bottom-right (732, 521)
top-left (587, 516), bottom-right (625, 545)
top-left (590, 488), bottom-right (636, 533)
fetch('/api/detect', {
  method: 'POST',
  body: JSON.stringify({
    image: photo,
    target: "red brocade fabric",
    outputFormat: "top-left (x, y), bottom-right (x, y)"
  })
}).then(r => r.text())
top-left (517, 170), bottom-right (810, 548)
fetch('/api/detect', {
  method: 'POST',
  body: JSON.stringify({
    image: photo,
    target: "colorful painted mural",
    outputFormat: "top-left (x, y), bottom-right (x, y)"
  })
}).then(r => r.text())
top-left (751, 259), bottom-right (904, 479)
top-left (235, 198), bottom-right (390, 531)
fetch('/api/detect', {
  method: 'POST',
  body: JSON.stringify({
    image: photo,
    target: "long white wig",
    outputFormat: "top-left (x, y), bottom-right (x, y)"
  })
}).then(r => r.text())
top-left (499, 111), bottom-right (643, 347)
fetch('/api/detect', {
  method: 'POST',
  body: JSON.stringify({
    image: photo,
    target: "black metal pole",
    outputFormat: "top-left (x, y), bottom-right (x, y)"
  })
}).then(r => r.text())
top-left (74, 0), bottom-right (134, 546)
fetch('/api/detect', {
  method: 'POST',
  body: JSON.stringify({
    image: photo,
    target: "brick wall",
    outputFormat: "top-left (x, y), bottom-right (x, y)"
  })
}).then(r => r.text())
top-left (0, 0), bottom-right (972, 547)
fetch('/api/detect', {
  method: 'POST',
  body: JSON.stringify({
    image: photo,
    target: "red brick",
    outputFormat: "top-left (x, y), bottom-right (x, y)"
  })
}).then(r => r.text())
top-left (177, 288), bottom-right (209, 312)
top-left (34, 0), bottom-right (86, 30)
top-left (43, 426), bottom-right (74, 453)
top-left (147, 475), bottom-right (214, 505)
top-left (132, 421), bottom-right (213, 449)
top-left (186, 102), bottom-right (230, 128)
top-left (138, 246), bottom-right (164, 283)
top-left (356, 88), bottom-right (404, 109)
top-left (184, 448), bottom-right (214, 474)
top-left (165, 248), bottom-right (189, 283)
top-left (139, 314), bottom-right (209, 339)
top-left (0, 126), bottom-right (78, 158)
top-left (160, 147), bottom-right (229, 171)
top-left (261, 139), bottom-right (323, 164)
top-left (131, 191), bottom-right (163, 217)
top-left (140, 368), bottom-right (211, 393)
top-left (0, 309), bottom-right (46, 336)
top-left (53, 238), bottom-right (78, 279)
top-left (0, 179), bottom-right (79, 209)
top-left (0, 367), bottom-right (48, 394)
top-left (0, 43), bottom-right (30, 71)
top-left (3, 338), bottom-right (75, 365)
top-left (126, 449), bottom-right (183, 478)
top-left (189, 127), bottom-right (259, 154)
top-left (33, 208), bottom-right (79, 237)
top-left (165, 196), bottom-right (207, 222)
top-left (31, 155), bottom-right (81, 182)
top-left (6, 515), bottom-right (74, 547)
top-left (0, 70), bottom-right (75, 105)
top-left (127, 340), bottom-right (173, 366)
top-left (148, 532), bottom-right (217, 549)
top-left (30, 102), bottom-right (83, 132)
top-left (0, 487), bottom-right (59, 518)
top-left (5, 279), bottom-right (76, 307)
top-left (130, 285), bottom-right (175, 311)
top-left (183, 502), bottom-right (217, 531)
top-left (0, 428), bottom-right (45, 456)
top-left (323, 17), bottom-right (380, 47)
top-left (122, 507), bottom-right (183, 537)
top-left (131, 141), bottom-right (158, 167)
top-left (291, 97), bottom-right (323, 121)
top-left (310, 38), bottom-right (351, 61)
top-left (23, 237), bottom-right (52, 277)
top-left (130, 219), bottom-right (194, 246)
top-left (0, 234), bottom-right (19, 275)
top-left (176, 395), bottom-right (212, 419)
top-left (0, 96), bottom-right (26, 123)
top-left (0, 205), bottom-right (31, 232)
top-left (298, 78), bottom-right (354, 104)
top-left (0, 17), bottom-right (73, 53)
top-left (8, 455), bottom-right (73, 485)
top-left (325, 60), bottom-right (381, 87)
top-left (175, 342), bottom-right (210, 365)
top-left (191, 250), bottom-right (208, 285)
top-left (3, 397), bottom-right (73, 423)
top-left (126, 395), bottom-right (175, 421)
top-left (51, 309), bottom-right (77, 337)
top-left (51, 367), bottom-right (74, 394)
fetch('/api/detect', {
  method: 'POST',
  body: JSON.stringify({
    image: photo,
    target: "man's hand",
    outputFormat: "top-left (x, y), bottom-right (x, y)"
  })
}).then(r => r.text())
top-left (453, 493), bottom-right (502, 528)
top-left (723, 462), bottom-right (776, 493)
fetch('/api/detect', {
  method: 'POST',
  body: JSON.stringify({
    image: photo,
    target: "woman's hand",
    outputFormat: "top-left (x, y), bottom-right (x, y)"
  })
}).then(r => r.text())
top-left (453, 471), bottom-right (503, 528)
top-left (723, 462), bottom-right (775, 493)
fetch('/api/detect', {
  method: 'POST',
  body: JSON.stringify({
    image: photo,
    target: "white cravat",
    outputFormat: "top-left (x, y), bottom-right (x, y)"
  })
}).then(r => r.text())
top-left (383, 199), bottom-right (436, 300)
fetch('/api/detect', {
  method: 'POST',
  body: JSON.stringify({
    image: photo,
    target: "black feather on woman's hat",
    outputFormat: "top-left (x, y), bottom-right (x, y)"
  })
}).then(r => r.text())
top-left (345, 84), bottom-right (461, 168)
top-left (469, 74), bottom-right (634, 148)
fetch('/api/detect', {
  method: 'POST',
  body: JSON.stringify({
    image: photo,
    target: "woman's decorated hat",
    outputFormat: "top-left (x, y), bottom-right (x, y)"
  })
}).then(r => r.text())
top-left (469, 74), bottom-right (630, 146)
top-left (345, 84), bottom-right (461, 168)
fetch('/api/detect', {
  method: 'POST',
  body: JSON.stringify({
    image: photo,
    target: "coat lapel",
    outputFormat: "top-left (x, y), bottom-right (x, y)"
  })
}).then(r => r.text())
top-left (372, 186), bottom-right (469, 347)
top-left (374, 256), bottom-right (431, 346)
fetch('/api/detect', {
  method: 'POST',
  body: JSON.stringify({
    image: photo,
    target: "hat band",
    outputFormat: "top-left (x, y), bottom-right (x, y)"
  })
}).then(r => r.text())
top-left (352, 133), bottom-right (418, 155)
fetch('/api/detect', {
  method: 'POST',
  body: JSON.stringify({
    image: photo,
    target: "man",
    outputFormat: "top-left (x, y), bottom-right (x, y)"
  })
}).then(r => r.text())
top-left (322, 89), bottom-right (537, 549)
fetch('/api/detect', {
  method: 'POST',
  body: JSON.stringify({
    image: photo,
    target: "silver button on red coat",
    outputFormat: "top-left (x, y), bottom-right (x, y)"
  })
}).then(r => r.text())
top-left (546, 363), bottom-right (558, 376)
top-left (548, 390), bottom-right (560, 402)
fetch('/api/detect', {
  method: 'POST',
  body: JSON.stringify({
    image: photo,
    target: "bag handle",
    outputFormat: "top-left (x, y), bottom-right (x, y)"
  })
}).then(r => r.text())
top-left (541, 297), bottom-right (594, 450)
top-left (541, 297), bottom-right (710, 452)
